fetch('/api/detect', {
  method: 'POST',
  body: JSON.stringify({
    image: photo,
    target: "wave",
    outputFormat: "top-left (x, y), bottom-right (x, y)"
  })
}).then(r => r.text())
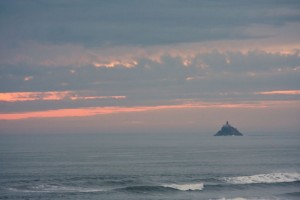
top-left (221, 172), bottom-right (300, 185)
top-left (10, 182), bottom-right (204, 194)
top-left (280, 191), bottom-right (300, 198)
top-left (115, 182), bottom-right (204, 193)
top-left (116, 185), bottom-right (172, 193)
top-left (162, 183), bottom-right (204, 191)
top-left (8, 184), bottom-right (107, 193)
top-left (7, 173), bottom-right (299, 194)
top-left (213, 198), bottom-right (278, 200)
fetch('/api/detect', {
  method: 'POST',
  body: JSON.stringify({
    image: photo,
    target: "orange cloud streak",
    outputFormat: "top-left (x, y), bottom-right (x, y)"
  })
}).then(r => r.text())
top-left (0, 101), bottom-right (277, 120)
top-left (257, 90), bottom-right (300, 95)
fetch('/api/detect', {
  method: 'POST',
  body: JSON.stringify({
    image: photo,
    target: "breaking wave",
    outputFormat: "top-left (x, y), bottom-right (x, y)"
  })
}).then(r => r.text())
top-left (213, 198), bottom-right (279, 200)
top-left (7, 173), bottom-right (299, 195)
top-left (8, 184), bottom-right (107, 193)
top-left (221, 172), bottom-right (300, 185)
top-left (116, 185), bottom-right (171, 193)
top-left (162, 183), bottom-right (204, 191)
top-left (116, 182), bottom-right (204, 193)
top-left (9, 182), bottom-right (204, 194)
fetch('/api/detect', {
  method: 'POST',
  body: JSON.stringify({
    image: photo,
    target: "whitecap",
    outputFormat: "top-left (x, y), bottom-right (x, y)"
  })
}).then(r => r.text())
top-left (9, 184), bottom-right (107, 193)
top-left (222, 172), bottom-right (300, 184)
top-left (214, 198), bottom-right (276, 200)
top-left (214, 198), bottom-right (249, 200)
top-left (163, 183), bottom-right (204, 191)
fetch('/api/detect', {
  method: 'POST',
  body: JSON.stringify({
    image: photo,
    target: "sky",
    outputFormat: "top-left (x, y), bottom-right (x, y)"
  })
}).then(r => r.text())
top-left (0, 0), bottom-right (300, 134)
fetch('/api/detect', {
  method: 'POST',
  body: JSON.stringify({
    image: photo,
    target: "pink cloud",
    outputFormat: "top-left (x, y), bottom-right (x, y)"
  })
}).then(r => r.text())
top-left (0, 101), bottom-right (294, 121)
top-left (256, 90), bottom-right (300, 95)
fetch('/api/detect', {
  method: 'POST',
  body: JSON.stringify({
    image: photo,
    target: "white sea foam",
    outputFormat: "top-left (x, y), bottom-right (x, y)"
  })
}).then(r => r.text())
top-left (215, 198), bottom-right (278, 200)
top-left (215, 198), bottom-right (250, 200)
top-left (163, 183), bottom-right (204, 191)
top-left (222, 172), bottom-right (300, 184)
top-left (9, 184), bottom-right (107, 193)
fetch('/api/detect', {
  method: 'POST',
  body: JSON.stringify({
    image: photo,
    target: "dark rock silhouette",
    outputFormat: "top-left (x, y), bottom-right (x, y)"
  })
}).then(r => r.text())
top-left (214, 121), bottom-right (243, 136)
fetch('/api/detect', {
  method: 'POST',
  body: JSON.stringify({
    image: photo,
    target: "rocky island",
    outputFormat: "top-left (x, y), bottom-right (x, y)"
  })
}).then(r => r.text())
top-left (214, 121), bottom-right (243, 136)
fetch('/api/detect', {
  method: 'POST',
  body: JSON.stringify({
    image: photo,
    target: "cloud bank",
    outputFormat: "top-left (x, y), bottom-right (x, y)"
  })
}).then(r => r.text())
top-left (0, 0), bottom-right (299, 133)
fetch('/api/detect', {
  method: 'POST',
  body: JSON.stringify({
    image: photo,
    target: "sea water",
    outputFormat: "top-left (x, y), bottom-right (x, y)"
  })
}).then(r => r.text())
top-left (0, 132), bottom-right (299, 200)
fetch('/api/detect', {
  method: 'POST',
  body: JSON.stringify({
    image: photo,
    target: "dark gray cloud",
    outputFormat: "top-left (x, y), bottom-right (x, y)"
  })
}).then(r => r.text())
top-left (1, 50), bottom-right (299, 114)
top-left (0, 0), bottom-right (300, 131)
top-left (1, 51), bottom-right (299, 91)
top-left (1, 0), bottom-right (300, 48)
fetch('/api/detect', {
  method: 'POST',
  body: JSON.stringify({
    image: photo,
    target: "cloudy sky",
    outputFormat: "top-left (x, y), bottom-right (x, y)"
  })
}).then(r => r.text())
top-left (0, 0), bottom-right (300, 134)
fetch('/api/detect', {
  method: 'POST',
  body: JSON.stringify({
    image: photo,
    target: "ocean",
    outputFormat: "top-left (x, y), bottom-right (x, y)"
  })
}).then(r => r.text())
top-left (0, 132), bottom-right (299, 200)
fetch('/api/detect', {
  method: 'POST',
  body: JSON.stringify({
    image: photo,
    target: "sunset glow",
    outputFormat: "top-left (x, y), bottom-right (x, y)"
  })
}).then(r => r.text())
top-left (2, 3), bottom-right (300, 200)
top-left (1, 101), bottom-right (298, 121)
top-left (257, 90), bottom-right (300, 95)
top-left (0, 1), bottom-right (299, 134)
